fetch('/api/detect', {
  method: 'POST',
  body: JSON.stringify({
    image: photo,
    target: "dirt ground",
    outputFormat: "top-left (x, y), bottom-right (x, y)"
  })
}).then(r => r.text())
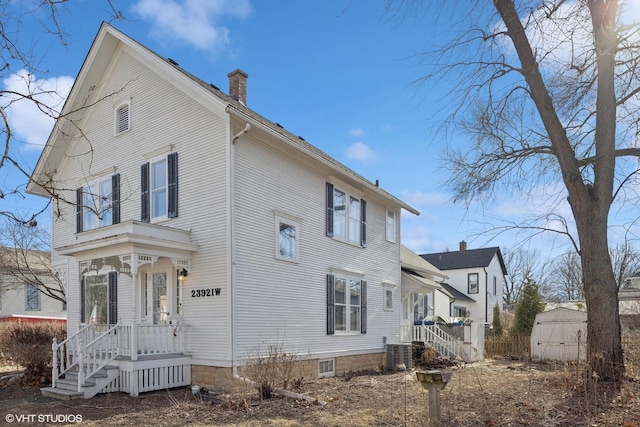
top-left (1, 358), bottom-right (640, 427)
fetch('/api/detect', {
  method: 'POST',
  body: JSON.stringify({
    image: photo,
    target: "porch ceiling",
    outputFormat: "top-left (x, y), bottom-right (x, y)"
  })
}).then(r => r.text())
top-left (401, 271), bottom-right (443, 295)
top-left (55, 220), bottom-right (199, 260)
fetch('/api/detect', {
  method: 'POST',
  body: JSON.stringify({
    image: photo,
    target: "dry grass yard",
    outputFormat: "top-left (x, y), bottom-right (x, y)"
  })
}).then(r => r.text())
top-left (1, 329), bottom-right (639, 426)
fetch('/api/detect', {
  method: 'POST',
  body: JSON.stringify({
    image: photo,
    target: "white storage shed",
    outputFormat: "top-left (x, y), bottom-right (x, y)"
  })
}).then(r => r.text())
top-left (530, 307), bottom-right (587, 361)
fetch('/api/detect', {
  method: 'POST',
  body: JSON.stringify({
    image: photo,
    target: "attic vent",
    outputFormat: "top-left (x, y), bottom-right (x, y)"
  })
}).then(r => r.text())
top-left (275, 123), bottom-right (283, 128)
top-left (298, 135), bottom-right (305, 141)
top-left (209, 83), bottom-right (219, 90)
top-left (115, 102), bottom-right (130, 135)
top-left (168, 58), bottom-right (179, 66)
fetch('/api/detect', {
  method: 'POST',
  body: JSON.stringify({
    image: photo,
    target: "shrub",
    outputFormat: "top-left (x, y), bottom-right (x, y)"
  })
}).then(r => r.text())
top-left (241, 341), bottom-right (304, 399)
top-left (0, 321), bottom-right (66, 384)
top-left (511, 277), bottom-right (545, 336)
top-left (492, 302), bottom-right (504, 336)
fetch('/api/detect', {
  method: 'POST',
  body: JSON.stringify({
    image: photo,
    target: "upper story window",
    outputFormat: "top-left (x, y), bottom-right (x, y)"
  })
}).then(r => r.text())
top-left (326, 273), bottom-right (367, 335)
top-left (115, 101), bottom-right (131, 135)
top-left (275, 214), bottom-right (300, 262)
top-left (468, 273), bottom-right (479, 294)
top-left (493, 276), bottom-right (497, 295)
top-left (26, 284), bottom-right (41, 311)
top-left (141, 152), bottom-right (178, 222)
top-left (386, 209), bottom-right (396, 242)
top-left (325, 182), bottom-right (366, 247)
top-left (76, 174), bottom-right (121, 233)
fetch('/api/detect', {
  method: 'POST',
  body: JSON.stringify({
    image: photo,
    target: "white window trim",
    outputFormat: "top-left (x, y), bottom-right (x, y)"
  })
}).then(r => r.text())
top-left (332, 187), bottom-right (362, 246)
top-left (114, 99), bottom-right (131, 136)
top-left (333, 274), bottom-right (363, 335)
top-left (148, 154), bottom-right (169, 223)
top-left (386, 208), bottom-right (396, 243)
top-left (274, 214), bottom-right (300, 263)
top-left (383, 282), bottom-right (395, 311)
top-left (318, 358), bottom-right (335, 378)
top-left (81, 175), bottom-right (115, 231)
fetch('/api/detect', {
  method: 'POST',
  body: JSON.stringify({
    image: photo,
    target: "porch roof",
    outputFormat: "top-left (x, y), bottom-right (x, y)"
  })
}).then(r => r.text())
top-left (401, 270), bottom-right (443, 294)
top-left (55, 220), bottom-right (199, 259)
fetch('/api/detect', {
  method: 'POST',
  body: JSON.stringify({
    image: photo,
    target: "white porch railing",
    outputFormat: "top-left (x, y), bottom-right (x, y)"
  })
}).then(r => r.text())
top-left (52, 322), bottom-right (188, 391)
top-left (401, 324), bottom-right (463, 359)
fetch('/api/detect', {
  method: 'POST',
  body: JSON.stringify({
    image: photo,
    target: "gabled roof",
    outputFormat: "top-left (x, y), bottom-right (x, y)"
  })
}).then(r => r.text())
top-left (440, 282), bottom-right (475, 302)
top-left (401, 245), bottom-right (447, 280)
top-left (420, 247), bottom-right (507, 275)
top-left (27, 23), bottom-right (419, 216)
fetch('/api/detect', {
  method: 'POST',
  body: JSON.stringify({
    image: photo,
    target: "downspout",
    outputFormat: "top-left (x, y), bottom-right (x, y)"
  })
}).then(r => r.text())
top-left (484, 268), bottom-right (489, 323)
top-left (227, 121), bottom-right (326, 406)
top-left (230, 122), bottom-right (249, 384)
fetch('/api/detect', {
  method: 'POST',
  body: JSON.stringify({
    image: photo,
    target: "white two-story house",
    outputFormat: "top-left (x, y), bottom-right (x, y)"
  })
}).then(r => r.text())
top-left (27, 23), bottom-right (419, 398)
top-left (420, 241), bottom-right (507, 325)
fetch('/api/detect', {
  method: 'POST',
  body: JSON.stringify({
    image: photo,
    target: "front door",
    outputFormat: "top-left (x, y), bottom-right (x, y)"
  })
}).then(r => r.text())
top-left (143, 272), bottom-right (168, 324)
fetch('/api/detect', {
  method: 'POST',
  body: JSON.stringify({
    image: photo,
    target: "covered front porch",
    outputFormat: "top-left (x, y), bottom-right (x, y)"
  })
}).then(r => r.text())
top-left (43, 221), bottom-right (198, 399)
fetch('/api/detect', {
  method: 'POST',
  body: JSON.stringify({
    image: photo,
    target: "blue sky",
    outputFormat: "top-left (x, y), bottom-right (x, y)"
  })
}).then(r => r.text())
top-left (4, 0), bottom-right (640, 259)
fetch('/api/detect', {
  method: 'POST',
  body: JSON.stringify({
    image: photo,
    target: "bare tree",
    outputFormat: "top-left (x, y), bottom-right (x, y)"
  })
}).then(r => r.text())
top-left (394, 0), bottom-right (640, 381)
top-left (546, 250), bottom-right (584, 302)
top-left (502, 247), bottom-right (549, 306)
top-left (0, 220), bottom-right (64, 303)
top-left (0, 1), bottom-right (126, 226)
top-left (611, 242), bottom-right (640, 289)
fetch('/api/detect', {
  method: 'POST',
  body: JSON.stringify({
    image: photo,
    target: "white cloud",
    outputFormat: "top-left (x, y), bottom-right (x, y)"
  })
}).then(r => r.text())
top-left (3, 70), bottom-right (73, 150)
top-left (348, 128), bottom-right (365, 138)
top-left (401, 190), bottom-right (450, 209)
top-left (345, 142), bottom-right (376, 163)
top-left (131, 0), bottom-right (252, 51)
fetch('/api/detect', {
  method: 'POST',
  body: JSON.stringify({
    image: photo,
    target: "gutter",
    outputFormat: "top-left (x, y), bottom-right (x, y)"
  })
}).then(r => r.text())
top-left (225, 104), bottom-right (420, 216)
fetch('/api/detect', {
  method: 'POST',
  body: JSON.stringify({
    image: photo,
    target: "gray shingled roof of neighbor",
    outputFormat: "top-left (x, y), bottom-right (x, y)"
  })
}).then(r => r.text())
top-left (439, 282), bottom-right (476, 302)
top-left (420, 247), bottom-right (508, 275)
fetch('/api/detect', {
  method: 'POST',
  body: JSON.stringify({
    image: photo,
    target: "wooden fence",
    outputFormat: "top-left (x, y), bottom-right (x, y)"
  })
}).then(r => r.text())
top-left (485, 332), bottom-right (637, 362)
top-left (484, 335), bottom-right (531, 359)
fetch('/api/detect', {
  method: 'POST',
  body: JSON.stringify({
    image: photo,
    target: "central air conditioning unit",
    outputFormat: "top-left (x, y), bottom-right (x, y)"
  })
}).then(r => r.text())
top-left (386, 344), bottom-right (412, 371)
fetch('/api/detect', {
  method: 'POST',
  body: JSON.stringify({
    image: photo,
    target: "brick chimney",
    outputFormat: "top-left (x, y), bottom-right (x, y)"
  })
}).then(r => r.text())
top-left (228, 69), bottom-right (248, 105)
top-left (459, 240), bottom-right (467, 251)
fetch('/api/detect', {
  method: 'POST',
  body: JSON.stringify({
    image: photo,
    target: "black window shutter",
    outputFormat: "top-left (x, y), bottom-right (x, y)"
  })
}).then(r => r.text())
top-left (326, 183), bottom-right (334, 237)
top-left (141, 162), bottom-right (150, 222)
top-left (80, 276), bottom-right (86, 323)
top-left (361, 280), bottom-right (367, 334)
top-left (76, 187), bottom-right (83, 233)
top-left (327, 274), bottom-right (335, 335)
top-left (167, 152), bottom-right (178, 218)
top-left (108, 271), bottom-right (118, 325)
top-left (360, 199), bottom-right (367, 247)
top-left (112, 173), bottom-right (121, 225)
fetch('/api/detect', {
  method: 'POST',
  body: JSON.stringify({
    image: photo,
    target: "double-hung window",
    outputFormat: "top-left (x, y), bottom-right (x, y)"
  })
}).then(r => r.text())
top-left (468, 273), bottom-right (479, 294)
top-left (326, 273), bottom-right (367, 334)
top-left (141, 152), bottom-right (178, 222)
top-left (325, 182), bottom-right (366, 247)
top-left (76, 174), bottom-right (121, 233)
top-left (275, 214), bottom-right (300, 262)
top-left (25, 284), bottom-right (40, 311)
top-left (386, 209), bottom-right (396, 242)
top-left (81, 272), bottom-right (117, 325)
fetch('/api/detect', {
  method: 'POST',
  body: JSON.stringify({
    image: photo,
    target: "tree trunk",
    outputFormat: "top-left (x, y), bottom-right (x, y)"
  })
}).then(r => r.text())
top-left (574, 202), bottom-right (624, 381)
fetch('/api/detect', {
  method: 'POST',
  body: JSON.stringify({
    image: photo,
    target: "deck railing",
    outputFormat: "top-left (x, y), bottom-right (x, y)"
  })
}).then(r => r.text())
top-left (52, 322), bottom-right (188, 389)
top-left (401, 324), bottom-right (463, 360)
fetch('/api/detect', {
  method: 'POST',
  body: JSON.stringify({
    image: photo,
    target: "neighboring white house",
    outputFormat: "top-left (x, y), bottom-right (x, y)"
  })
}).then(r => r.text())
top-left (27, 23), bottom-right (421, 398)
top-left (530, 307), bottom-right (587, 361)
top-left (0, 249), bottom-right (66, 323)
top-left (420, 241), bottom-right (507, 324)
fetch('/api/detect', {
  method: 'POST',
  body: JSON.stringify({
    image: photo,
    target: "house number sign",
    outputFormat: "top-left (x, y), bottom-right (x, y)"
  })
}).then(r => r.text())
top-left (191, 288), bottom-right (222, 298)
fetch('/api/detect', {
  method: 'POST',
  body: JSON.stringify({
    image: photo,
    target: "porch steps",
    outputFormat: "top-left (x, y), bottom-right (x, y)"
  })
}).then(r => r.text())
top-left (41, 364), bottom-right (119, 400)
